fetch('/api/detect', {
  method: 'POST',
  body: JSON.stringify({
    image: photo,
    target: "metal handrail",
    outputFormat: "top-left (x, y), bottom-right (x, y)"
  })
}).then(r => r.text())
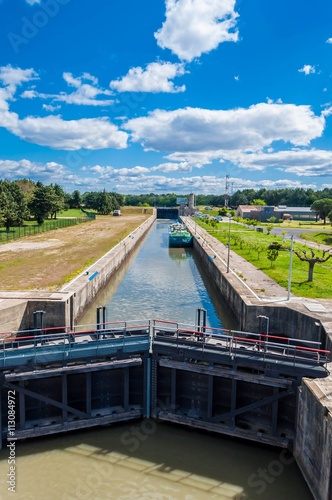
top-left (0, 319), bottom-right (330, 368)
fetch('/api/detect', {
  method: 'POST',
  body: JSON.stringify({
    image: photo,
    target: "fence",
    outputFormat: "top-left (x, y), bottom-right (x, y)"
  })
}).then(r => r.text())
top-left (0, 217), bottom-right (91, 244)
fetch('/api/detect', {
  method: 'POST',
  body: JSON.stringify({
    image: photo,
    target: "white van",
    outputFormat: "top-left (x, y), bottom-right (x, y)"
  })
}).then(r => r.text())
top-left (113, 210), bottom-right (121, 216)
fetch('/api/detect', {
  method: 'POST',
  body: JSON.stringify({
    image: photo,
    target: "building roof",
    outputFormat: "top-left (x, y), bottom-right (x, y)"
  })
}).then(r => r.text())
top-left (238, 205), bottom-right (263, 212)
top-left (275, 206), bottom-right (312, 213)
top-left (238, 205), bottom-right (313, 213)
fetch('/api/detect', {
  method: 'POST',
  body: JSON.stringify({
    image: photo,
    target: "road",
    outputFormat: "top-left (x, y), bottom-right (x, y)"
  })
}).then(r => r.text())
top-left (270, 226), bottom-right (331, 251)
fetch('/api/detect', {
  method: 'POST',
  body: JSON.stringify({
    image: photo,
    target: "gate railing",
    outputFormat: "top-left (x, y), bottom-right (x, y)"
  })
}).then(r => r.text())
top-left (0, 319), bottom-right (330, 370)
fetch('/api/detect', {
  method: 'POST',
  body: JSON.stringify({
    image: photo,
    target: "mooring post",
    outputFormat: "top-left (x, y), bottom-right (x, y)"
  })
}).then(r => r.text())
top-left (196, 308), bottom-right (207, 341)
top-left (33, 310), bottom-right (45, 344)
top-left (96, 306), bottom-right (107, 338)
top-left (145, 356), bottom-right (151, 418)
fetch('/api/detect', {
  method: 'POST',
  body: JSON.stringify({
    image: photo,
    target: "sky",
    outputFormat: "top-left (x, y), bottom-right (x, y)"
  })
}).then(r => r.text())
top-left (0, 0), bottom-right (332, 196)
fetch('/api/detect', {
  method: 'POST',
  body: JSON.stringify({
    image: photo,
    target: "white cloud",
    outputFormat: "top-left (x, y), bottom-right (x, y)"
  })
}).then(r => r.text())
top-left (110, 61), bottom-right (187, 93)
top-left (166, 146), bottom-right (332, 179)
top-left (213, 148), bottom-right (332, 178)
top-left (155, 0), bottom-right (239, 61)
top-left (326, 38), bottom-right (332, 44)
top-left (298, 64), bottom-right (316, 75)
top-left (25, 0), bottom-right (41, 4)
top-left (0, 65), bottom-right (38, 90)
top-left (322, 106), bottom-right (332, 117)
top-left (90, 165), bottom-right (149, 178)
top-left (151, 161), bottom-right (194, 172)
top-left (63, 72), bottom-right (98, 87)
top-left (0, 159), bottom-right (66, 180)
top-left (0, 157), bottom-right (318, 194)
top-left (42, 103), bottom-right (61, 112)
top-left (125, 103), bottom-right (325, 153)
top-left (22, 72), bottom-right (114, 106)
top-left (7, 115), bottom-right (128, 150)
top-left (0, 66), bottom-right (127, 150)
top-left (109, 174), bottom-right (317, 195)
top-left (166, 151), bottom-right (215, 166)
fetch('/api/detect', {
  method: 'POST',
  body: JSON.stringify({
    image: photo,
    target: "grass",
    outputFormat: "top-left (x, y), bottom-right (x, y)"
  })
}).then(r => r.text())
top-left (0, 209), bottom-right (151, 291)
top-left (57, 208), bottom-right (89, 217)
top-left (299, 231), bottom-right (332, 246)
top-left (198, 220), bottom-right (332, 299)
top-left (0, 207), bottom-right (154, 245)
top-left (0, 217), bottom-right (89, 244)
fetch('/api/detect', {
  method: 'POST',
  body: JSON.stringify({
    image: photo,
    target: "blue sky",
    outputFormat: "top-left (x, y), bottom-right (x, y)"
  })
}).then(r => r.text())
top-left (0, 0), bottom-right (332, 195)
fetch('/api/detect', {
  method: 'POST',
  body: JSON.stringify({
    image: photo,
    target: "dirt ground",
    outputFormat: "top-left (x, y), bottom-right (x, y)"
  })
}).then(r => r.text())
top-left (0, 213), bottom-right (149, 291)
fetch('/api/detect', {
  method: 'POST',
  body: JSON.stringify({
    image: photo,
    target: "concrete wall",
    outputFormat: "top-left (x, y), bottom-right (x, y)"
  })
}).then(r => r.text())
top-left (0, 299), bottom-right (28, 334)
top-left (0, 292), bottom-right (72, 333)
top-left (294, 375), bottom-right (332, 500)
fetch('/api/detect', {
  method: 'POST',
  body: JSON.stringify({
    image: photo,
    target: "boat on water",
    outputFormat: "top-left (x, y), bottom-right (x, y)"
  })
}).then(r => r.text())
top-left (168, 222), bottom-right (193, 248)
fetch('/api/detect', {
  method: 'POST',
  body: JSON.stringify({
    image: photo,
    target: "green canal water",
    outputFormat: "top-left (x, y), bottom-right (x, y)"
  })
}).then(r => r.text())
top-left (0, 220), bottom-right (313, 499)
top-left (79, 219), bottom-right (234, 329)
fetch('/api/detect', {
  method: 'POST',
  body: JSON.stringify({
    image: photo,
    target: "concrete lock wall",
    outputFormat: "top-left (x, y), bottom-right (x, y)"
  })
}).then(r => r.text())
top-left (0, 299), bottom-right (28, 333)
top-left (294, 377), bottom-right (332, 500)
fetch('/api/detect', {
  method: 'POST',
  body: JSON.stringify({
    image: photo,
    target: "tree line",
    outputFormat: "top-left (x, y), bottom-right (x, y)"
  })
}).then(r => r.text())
top-left (0, 179), bottom-right (124, 229)
top-left (1, 180), bottom-right (332, 230)
top-left (123, 188), bottom-right (332, 210)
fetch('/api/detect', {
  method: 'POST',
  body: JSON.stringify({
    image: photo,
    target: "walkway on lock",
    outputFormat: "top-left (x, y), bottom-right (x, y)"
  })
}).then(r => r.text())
top-left (0, 319), bottom-right (329, 376)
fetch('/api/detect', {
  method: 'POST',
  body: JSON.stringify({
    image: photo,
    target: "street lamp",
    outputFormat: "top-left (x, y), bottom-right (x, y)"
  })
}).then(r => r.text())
top-left (227, 214), bottom-right (231, 273)
top-left (287, 235), bottom-right (294, 301)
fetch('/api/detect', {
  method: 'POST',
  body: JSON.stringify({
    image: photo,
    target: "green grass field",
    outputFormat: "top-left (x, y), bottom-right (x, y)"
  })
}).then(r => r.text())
top-left (198, 219), bottom-right (332, 299)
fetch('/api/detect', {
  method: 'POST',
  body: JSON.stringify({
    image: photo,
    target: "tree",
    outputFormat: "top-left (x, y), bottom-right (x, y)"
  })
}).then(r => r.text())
top-left (266, 223), bottom-right (274, 234)
top-left (28, 182), bottom-right (54, 224)
top-left (310, 199), bottom-right (332, 224)
top-left (82, 191), bottom-right (98, 209)
top-left (69, 190), bottom-right (82, 209)
top-left (0, 180), bottom-right (29, 230)
top-left (252, 199), bottom-right (266, 206)
top-left (110, 191), bottom-right (124, 207)
top-left (0, 187), bottom-right (15, 231)
top-left (253, 243), bottom-right (265, 260)
top-left (293, 248), bottom-right (332, 282)
top-left (95, 190), bottom-right (114, 215)
top-left (267, 248), bottom-right (279, 268)
top-left (328, 211), bottom-right (332, 225)
top-left (50, 184), bottom-right (66, 218)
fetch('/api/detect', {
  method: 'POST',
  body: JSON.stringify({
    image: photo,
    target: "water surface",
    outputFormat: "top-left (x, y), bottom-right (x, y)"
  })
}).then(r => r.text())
top-left (80, 220), bottom-right (234, 329)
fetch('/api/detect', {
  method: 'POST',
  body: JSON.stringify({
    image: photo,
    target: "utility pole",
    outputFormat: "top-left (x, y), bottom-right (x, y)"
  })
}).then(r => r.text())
top-left (224, 174), bottom-right (229, 207)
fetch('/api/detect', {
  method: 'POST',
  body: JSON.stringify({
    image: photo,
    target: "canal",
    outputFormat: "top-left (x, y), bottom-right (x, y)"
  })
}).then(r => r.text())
top-left (78, 219), bottom-right (234, 329)
top-left (0, 220), bottom-right (313, 499)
